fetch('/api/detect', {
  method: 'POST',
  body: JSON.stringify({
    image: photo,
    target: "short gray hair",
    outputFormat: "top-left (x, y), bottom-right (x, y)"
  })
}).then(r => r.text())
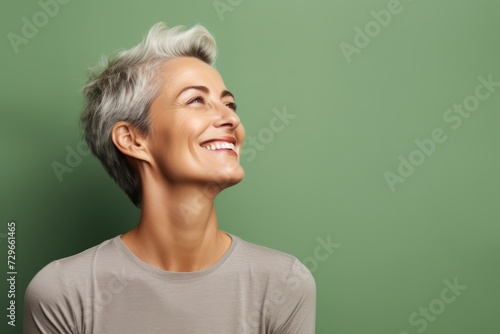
top-left (80, 22), bottom-right (217, 207)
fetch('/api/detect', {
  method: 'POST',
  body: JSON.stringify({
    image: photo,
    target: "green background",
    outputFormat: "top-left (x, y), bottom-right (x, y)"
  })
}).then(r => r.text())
top-left (1, 0), bottom-right (499, 333)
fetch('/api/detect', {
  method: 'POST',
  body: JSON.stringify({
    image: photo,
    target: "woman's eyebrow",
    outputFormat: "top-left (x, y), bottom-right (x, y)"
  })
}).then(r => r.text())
top-left (221, 90), bottom-right (234, 99)
top-left (176, 86), bottom-right (235, 99)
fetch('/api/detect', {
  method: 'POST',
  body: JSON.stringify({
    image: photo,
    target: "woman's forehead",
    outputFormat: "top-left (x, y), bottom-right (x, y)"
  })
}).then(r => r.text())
top-left (160, 57), bottom-right (226, 93)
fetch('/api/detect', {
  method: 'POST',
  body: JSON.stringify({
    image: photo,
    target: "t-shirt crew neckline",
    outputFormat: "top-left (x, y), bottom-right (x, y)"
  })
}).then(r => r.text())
top-left (112, 231), bottom-right (238, 282)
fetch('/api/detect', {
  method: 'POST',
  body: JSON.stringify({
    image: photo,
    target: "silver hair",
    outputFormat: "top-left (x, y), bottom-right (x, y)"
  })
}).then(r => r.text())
top-left (80, 22), bottom-right (217, 207)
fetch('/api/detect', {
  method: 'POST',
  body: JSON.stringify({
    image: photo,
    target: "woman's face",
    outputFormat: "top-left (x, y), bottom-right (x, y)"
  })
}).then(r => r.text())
top-left (146, 56), bottom-right (245, 192)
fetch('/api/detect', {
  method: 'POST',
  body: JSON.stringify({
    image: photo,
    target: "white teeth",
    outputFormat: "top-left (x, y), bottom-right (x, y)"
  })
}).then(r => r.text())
top-left (202, 142), bottom-right (236, 151)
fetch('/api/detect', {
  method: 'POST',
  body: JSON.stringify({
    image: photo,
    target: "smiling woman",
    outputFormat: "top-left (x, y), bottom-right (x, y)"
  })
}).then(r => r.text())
top-left (23, 22), bottom-right (316, 334)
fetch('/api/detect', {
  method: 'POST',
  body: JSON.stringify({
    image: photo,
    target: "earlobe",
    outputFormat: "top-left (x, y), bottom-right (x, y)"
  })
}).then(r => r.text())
top-left (112, 122), bottom-right (151, 163)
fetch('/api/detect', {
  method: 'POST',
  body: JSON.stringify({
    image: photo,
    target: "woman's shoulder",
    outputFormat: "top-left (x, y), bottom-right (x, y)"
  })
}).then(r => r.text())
top-left (25, 236), bottom-right (119, 296)
top-left (235, 235), bottom-right (297, 261)
top-left (23, 236), bottom-right (123, 331)
top-left (230, 234), bottom-right (315, 285)
top-left (228, 234), bottom-right (316, 323)
top-left (40, 236), bottom-right (117, 272)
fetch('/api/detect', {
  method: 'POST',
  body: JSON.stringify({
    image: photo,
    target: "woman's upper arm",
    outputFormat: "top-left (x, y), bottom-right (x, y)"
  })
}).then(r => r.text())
top-left (23, 261), bottom-right (77, 334)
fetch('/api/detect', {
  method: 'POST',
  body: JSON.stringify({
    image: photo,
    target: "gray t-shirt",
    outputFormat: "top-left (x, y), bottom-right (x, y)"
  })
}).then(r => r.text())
top-left (24, 233), bottom-right (316, 333)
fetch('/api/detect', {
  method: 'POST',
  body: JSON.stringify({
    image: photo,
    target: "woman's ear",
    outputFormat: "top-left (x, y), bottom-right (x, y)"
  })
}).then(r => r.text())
top-left (112, 121), bottom-right (152, 164)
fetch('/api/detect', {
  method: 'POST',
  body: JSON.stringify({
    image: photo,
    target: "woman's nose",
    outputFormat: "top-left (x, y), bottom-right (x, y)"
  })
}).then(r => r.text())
top-left (213, 103), bottom-right (241, 130)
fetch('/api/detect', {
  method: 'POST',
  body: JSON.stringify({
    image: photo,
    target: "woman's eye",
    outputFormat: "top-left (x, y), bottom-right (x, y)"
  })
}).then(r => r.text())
top-left (226, 102), bottom-right (237, 112)
top-left (187, 96), bottom-right (236, 112)
top-left (188, 96), bottom-right (205, 105)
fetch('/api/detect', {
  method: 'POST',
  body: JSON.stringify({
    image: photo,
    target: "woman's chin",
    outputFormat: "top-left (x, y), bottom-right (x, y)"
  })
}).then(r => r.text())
top-left (199, 165), bottom-right (244, 194)
top-left (213, 166), bottom-right (244, 187)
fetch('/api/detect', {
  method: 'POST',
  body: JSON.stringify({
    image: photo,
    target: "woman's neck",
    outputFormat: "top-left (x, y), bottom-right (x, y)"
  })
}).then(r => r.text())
top-left (121, 177), bottom-right (232, 272)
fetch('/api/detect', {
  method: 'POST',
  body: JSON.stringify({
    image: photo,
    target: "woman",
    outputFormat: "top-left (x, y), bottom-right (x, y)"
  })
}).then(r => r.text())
top-left (24, 22), bottom-right (316, 333)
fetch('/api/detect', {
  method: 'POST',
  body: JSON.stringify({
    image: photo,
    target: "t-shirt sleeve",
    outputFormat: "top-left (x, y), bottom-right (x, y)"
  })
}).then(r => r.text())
top-left (23, 261), bottom-right (76, 334)
top-left (272, 258), bottom-right (317, 334)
